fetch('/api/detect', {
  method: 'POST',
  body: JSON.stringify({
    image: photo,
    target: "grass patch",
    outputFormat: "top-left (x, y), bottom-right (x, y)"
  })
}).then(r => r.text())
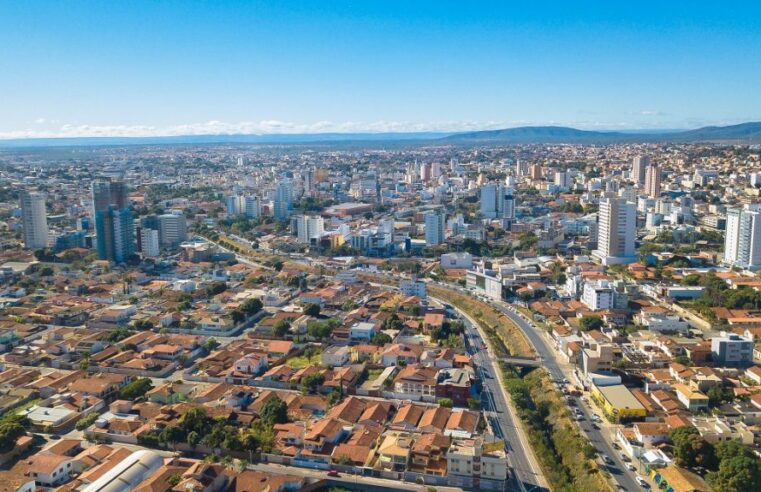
top-left (429, 286), bottom-right (533, 357)
top-left (286, 352), bottom-right (321, 368)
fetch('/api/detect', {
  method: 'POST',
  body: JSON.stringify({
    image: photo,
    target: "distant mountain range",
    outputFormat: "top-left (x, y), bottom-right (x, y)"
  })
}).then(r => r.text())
top-left (1, 122), bottom-right (761, 148)
top-left (443, 121), bottom-right (761, 144)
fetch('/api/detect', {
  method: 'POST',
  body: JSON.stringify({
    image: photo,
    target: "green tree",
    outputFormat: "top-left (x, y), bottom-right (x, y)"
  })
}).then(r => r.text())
top-left (707, 455), bottom-right (761, 492)
top-left (579, 315), bottom-right (603, 331)
top-left (707, 386), bottom-right (734, 408)
top-left (669, 427), bottom-right (716, 469)
top-left (0, 423), bottom-right (26, 453)
top-left (370, 332), bottom-right (392, 346)
top-left (273, 319), bottom-right (291, 337)
top-left (119, 377), bottom-right (154, 400)
top-left (303, 303), bottom-right (321, 317)
top-left (260, 396), bottom-right (288, 425)
top-left (674, 355), bottom-right (692, 366)
top-left (437, 398), bottom-right (453, 408)
top-left (301, 373), bottom-right (325, 393)
top-left (241, 298), bottom-right (263, 315)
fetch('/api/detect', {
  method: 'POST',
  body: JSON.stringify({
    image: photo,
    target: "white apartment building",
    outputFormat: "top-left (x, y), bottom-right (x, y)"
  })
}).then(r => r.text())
top-left (400, 279), bottom-right (427, 298)
top-left (245, 195), bottom-right (260, 219)
top-left (631, 155), bottom-right (650, 184)
top-left (425, 209), bottom-right (445, 246)
top-left (20, 190), bottom-right (48, 249)
top-left (140, 228), bottom-right (160, 258)
top-left (593, 195), bottom-right (636, 265)
top-left (158, 213), bottom-right (187, 248)
top-left (582, 279), bottom-right (615, 310)
top-left (294, 215), bottom-right (324, 244)
top-left (479, 183), bottom-right (515, 224)
top-left (724, 204), bottom-right (761, 270)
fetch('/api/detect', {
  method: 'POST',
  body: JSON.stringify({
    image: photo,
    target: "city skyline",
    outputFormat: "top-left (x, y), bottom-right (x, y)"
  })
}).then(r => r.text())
top-left (3, 1), bottom-right (761, 139)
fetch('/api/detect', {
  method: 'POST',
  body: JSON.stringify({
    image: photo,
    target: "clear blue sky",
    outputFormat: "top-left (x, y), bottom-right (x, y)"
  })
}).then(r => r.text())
top-left (2, 1), bottom-right (761, 138)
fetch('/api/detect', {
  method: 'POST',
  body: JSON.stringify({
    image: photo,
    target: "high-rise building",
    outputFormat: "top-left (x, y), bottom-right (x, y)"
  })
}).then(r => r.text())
top-left (158, 214), bottom-right (187, 248)
top-left (19, 190), bottom-right (48, 249)
top-left (92, 179), bottom-right (128, 214)
top-left (226, 195), bottom-right (245, 216)
top-left (140, 228), bottom-right (160, 258)
top-left (529, 164), bottom-right (543, 181)
top-left (96, 205), bottom-right (135, 263)
top-left (293, 215), bottom-right (325, 244)
top-left (425, 209), bottom-right (446, 246)
top-left (631, 155), bottom-right (650, 185)
top-left (724, 205), bottom-right (761, 270)
top-left (644, 164), bottom-right (661, 198)
top-left (93, 180), bottom-right (134, 263)
top-left (554, 171), bottom-right (571, 191)
top-left (273, 180), bottom-right (293, 221)
top-left (593, 195), bottom-right (636, 265)
top-left (245, 195), bottom-right (260, 219)
top-left (479, 184), bottom-right (515, 228)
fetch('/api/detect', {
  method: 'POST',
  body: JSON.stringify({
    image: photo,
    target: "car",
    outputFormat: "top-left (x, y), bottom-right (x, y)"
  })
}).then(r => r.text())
top-left (626, 463), bottom-right (636, 472)
top-left (327, 470), bottom-right (340, 477)
top-left (620, 453), bottom-right (630, 462)
top-left (636, 476), bottom-right (649, 488)
top-left (612, 442), bottom-right (621, 450)
top-left (601, 455), bottom-right (614, 465)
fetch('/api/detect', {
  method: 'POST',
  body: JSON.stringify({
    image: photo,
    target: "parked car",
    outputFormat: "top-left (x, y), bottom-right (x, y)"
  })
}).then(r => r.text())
top-left (601, 455), bottom-right (614, 465)
top-left (636, 476), bottom-right (649, 488)
top-left (626, 463), bottom-right (636, 472)
top-left (327, 470), bottom-right (340, 477)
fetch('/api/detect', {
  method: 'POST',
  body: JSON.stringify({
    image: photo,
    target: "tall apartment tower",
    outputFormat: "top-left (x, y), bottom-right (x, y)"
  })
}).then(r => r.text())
top-left (724, 205), bottom-right (761, 270)
top-left (294, 215), bottom-right (325, 244)
top-left (480, 183), bottom-right (515, 228)
top-left (644, 164), bottom-right (661, 198)
top-left (92, 179), bottom-right (135, 263)
top-left (425, 209), bottom-right (446, 246)
top-left (593, 195), bottom-right (636, 265)
top-left (273, 180), bottom-right (294, 221)
top-left (19, 190), bottom-right (48, 249)
top-left (631, 155), bottom-right (650, 185)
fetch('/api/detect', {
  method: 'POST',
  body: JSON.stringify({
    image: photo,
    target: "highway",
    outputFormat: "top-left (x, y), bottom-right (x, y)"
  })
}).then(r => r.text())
top-left (434, 296), bottom-right (548, 492)
top-left (488, 299), bottom-right (644, 492)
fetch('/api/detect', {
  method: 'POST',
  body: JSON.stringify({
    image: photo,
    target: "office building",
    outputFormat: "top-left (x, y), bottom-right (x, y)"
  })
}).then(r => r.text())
top-left (593, 195), bottom-right (636, 265)
top-left (425, 209), bottom-right (446, 246)
top-left (19, 190), bottom-right (48, 249)
top-left (724, 205), bottom-right (761, 270)
top-left (631, 155), bottom-right (650, 185)
top-left (644, 163), bottom-right (661, 198)
top-left (273, 180), bottom-right (294, 221)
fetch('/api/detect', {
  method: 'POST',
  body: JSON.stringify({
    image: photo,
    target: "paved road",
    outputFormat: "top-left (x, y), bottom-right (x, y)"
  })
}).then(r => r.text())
top-left (490, 299), bottom-right (644, 492)
top-left (433, 296), bottom-right (547, 492)
top-left (247, 462), bottom-right (464, 492)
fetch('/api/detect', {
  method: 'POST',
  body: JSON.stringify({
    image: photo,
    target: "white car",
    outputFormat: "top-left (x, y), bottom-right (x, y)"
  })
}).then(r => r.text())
top-left (626, 463), bottom-right (636, 472)
top-left (636, 476), bottom-right (649, 488)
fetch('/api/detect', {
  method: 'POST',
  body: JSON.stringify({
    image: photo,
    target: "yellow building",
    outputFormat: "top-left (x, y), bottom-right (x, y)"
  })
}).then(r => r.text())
top-left (591, 383), bottom-right (647, 421)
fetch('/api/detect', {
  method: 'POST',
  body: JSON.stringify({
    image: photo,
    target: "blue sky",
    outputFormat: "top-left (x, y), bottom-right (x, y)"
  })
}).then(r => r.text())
top-left (2, 1), bottom-right (761, 138)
